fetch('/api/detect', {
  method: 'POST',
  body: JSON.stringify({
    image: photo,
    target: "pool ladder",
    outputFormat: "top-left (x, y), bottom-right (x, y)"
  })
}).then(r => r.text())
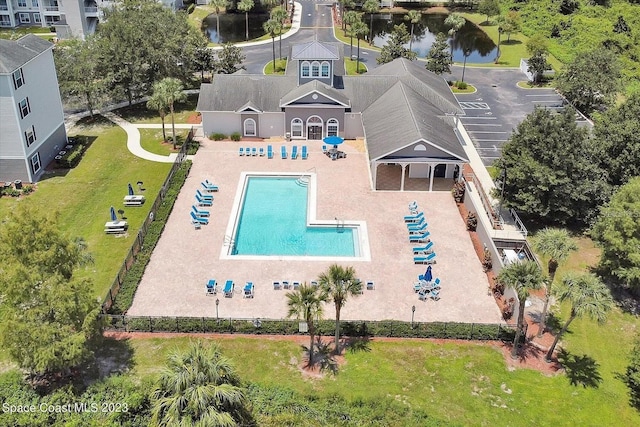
top-left (295, 176), bottom-right (309, 187)
top-left (224, 235), bottom-right (236, 254)
top-left (335, 217), bottom-right (345, 233)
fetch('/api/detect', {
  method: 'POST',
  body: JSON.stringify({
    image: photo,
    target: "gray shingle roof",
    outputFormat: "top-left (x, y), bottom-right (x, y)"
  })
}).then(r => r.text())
top-left (363, 82), bottom-right (467, 162)
top-left (368, 58), bottom-right (462, 115)
top-left (0, 35), bottom-right (52, 74)
top-left (280, 80), bottom-right (350, 107)
top-left (291, 41), bottom-right (340, 60)
top-left (197, 75), bottom-right (297, 112)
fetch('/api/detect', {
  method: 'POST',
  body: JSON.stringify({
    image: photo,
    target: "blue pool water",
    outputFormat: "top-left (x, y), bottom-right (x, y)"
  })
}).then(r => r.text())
top-left (233, 177), bottom-right (356, 256)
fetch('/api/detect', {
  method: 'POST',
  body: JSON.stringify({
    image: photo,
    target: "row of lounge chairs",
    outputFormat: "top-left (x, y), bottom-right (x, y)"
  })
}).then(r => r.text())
top-left (272, 280), bottom-right (375, 291)
top-left (281, 145), bottom-right (309, 160)
top-left (404, 203), bottom-right (437, 264)
top-left (205, 280), bottom-right (254, 298)
top-left (191, 181), bottom-right (219, 228)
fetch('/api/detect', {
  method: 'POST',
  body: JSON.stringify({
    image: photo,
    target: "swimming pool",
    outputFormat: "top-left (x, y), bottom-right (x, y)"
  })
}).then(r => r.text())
top-left (232, 176), bottom-right (359, 257)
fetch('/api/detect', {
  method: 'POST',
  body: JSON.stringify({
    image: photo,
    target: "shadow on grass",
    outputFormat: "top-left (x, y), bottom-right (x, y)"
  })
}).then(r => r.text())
top-left (113, 94), bottom-right (198, 122)
top-left (40, 135), bottom-right (98, 182)
top-left (500, 39), bottom-right (523, 46)
top-left (302, 337), bottom-right (338, 375)
top-left (557, 348), bottom-right (602, 388)
top-left (343, 336), bottom-right (372, 354)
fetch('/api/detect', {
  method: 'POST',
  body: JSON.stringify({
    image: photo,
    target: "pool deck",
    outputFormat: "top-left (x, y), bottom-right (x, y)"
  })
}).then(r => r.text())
top-left (128, 138), bottom-right (503, 324)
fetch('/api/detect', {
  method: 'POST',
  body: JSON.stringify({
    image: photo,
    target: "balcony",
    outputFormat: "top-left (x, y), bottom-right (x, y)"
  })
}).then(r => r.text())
top-left (84, 6), bottom-right (98, 16)
top-left (44, 6), bottom-right (59, 11)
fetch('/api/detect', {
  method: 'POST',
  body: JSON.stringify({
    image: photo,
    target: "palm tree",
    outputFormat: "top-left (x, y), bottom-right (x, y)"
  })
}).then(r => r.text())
top-left (444, 12), bottom-right (465, 61)
top-left (352, 19), bottom-right (368, 74)
top-left (150, 340), bottom-right (252, 426)
top-left (286, 283), bottom-right (327, 365)
top-left (340, 0), bottom-right (356, 32)
top-left (497, 260), bottom-right (545, 359)
top-left (318, 264), bottom-right (362, 354)
top-left (362, 0), bottom-right (379, 46)
top-left (263, 18), bottom-right (279, 73)
top-left (146, 93), bottom-right (168, 142)
top-left (151, 78), bottom-right (186, 150)
top-left (270, 6), bottom-right (287, 60)
top-left (343, 10), bottom-right (360, 57)
top-left (533, 228), bottom-right (578, 337)
top-left (238, 0), bottom-right (254, 41)
top-left (209, 0), bottom-right (228, 41)
top-left (405, 10), bottom-right (421, 52)
top-left (545, 273), bottom-right (613, 362)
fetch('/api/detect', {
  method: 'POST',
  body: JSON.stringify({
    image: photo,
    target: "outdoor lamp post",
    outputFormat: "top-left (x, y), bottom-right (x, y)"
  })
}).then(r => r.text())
top-left (411, 305), bottom-right (416, 328)
top-left (215, 298), bottom-right (219, 321)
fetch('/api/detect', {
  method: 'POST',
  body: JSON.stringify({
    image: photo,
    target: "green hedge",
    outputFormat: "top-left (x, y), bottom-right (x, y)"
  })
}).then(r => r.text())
top-left (104, 315), bottom-right (515, 341)
top-left (58, 138), bottom-right (88, 168)
top-left (108, 160), bottom-right (192, 314)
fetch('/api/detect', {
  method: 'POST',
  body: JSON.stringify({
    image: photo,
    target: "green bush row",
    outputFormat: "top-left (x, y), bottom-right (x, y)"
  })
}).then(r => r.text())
top-left (58, 139), bottom-right (87, 169)
top-left (230, 132), bottom-right (241, 141)
top-left (104, 315), bottom-right (515, 341)
top-left (210, 133), bottom-right (227, 141)
top-left (107, 160), bottom-right (192, 314)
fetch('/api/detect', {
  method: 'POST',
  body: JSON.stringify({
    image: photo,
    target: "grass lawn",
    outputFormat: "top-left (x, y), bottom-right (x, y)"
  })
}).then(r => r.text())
top-left (114, 94), bottom-right (199, 125)
top-left (0, 117), bottom-right (171, 299)
top-left (460, 13), bottom-right (563, 71)
top-left (344, 58), bottom-right (367, 75)
top-left (263, 58), bottom-right (287, 75)
top-left (139, 128), bottom-right (189, 156)
top-left (517, 80), bottom-right (556, 89)
top-left (451, 84), bottom-right (477, 93)
top-left (126, 334), bottom-right (640, 425)
top-left (188, 6), bottom-right (220, 33)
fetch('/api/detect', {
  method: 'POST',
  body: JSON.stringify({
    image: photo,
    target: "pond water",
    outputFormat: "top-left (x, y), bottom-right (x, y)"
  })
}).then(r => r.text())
top-left (368, 13), bottom-right (497, 63)
top-left (203, 12), bottom-right (269, 44)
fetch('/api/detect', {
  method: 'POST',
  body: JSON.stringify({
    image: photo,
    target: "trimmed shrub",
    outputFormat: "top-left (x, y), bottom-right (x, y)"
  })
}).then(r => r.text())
top-left (466, 212), bottom-right (478, 231)
top-left (210, 133), bottom-right (227, 141)
top-left (455, 81), bottom-right (468, 90)
top-left (21, 185), bottom-right (34, 195)
top-left (230, 132), bottom-right (241, 141)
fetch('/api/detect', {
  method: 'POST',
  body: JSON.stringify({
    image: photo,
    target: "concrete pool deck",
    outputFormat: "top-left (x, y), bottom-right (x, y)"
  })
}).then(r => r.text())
top-left (128, 138), bottom-right (503, 324)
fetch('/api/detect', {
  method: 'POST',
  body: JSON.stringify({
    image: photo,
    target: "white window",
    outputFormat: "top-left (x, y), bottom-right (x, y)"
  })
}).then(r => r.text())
top-left (414, 144), bottom-right (427, 151)
top-left (31, 0), bottom-right (38, 6)
top-left (243, 118), bottom-right (256, 136)
top-left (291, 118), bottom-right (303, 137)
top-left (34, 13), bottom-right (40, 23)
top-left (13, 68), bottom-right (25, 89)
top-left (30, 152), bottom-right (41, 174)
top-left (0, 16), bottom-right (11, 26)
top-left (19, 13), bottom-right (30, 23)
top-left (327, 118), bottom-right (339, 137)
top-left (311, 61), bottom-right (320, 77)
top-left (17, 0), bottom-right (27, 7)
top-left (18, 98), bottom-right (30, 119)
top-left (301, 61), bottom-right (310, 77)
top-left (321, 61), bottom-right (330, 77)
top-left (24, 125), bottom-right (36, 147)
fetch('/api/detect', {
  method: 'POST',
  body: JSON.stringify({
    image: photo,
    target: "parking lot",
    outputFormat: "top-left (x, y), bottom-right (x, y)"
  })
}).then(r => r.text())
top-left (452, 67), bottom-right (581, 166)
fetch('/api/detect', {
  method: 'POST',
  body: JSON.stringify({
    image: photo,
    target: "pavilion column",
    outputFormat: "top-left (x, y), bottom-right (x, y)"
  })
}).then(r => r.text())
top-left (400, 163), bottom-right (407, 191)
top-left (428, 163), bottom-right (435, 192)
top-left (372, 161), bottom-right (378, 190)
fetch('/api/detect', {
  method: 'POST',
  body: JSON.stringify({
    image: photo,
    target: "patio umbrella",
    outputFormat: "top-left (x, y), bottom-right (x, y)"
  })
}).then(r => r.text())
top-left (323, 136), bottom-right (344, 148)
top-left (128, 183), bottom-right (134, 196)
top-left (110, 206), bottom-right (117, 222)
top-left (424, 265), bottom-right (433, 282)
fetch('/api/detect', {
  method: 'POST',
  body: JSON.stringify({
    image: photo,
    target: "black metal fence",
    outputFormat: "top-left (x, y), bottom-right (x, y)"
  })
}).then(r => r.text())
top-left (101, 314), bottom-right (517, 341)
top-left (101, 127), bottom-right (195, 313)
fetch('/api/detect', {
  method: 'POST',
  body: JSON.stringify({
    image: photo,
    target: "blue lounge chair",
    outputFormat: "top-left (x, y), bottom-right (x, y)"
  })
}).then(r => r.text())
top-left (259, 147), bottom-right (265, 156)
top-left (246, 147), bottom-right (251, 155)
top-left (192, 205), bottom-right (210, 218)
top-left (195, 194), bottom-right (212, 207)
top-left (273, 281), bottom-right (281, 290)
top-left (414, 252), bottom-right (437, 264)
top-left (292, 281), bottom-right (301, 289)
top-left (190, 211), bottom-right (208, 225)
top-left (430, 289), bottom-right (441, 301)
top-left (301, 145), bottom-right (308, 159)
top-left (433, 278), bottom-right (441, 288)
top-left (291, 146), bottom-right (298, 159)
top-left (206, 279), bottom-right (217, 295)
top-left (267, 145), bottom-right (273, 159)
top-left (409, 231), bottom-right (431, 243)
top-left (203, 180), bottom-right (219, 192)
top-left (243, 282), bottom-right (254, 298)
top-left (408, 223), bottom-right (428, 233)
top-left (413, 241), bottom-right (434, 254)
top-left (282, 280), bottom-right (290, 289)
top-left (366, 281), bottom-right (375, 290)
top-left (322, 145), bottom-right (327, 153)
top-left (195, 189), bottom-right (213, 201)
top-left (407, 216), bottom-right (425, 226)
top-left (251, 147), bottom-right (257, 156)
top-left (281, 145), bottom-right (287, 159)
top-left (404, 211), bottom-right (424, 222)
top-left (223, 280), bottom-right (234, 297)
top-left (239, 147), bottom-right (244, 156)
